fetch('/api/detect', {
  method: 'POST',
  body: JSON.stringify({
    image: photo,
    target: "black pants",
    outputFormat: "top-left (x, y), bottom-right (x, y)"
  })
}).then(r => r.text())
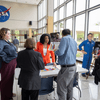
top-left (22, 88), bottom-right (39, 100)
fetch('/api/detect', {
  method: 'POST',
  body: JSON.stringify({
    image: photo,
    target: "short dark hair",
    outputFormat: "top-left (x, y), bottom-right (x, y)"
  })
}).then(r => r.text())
top-left (15, 36), bottom-right (16, 38)
top-left (24, 38), bottom-right (35, 49)
top-left (0, 28), bottom-right (10, 39)
top-left (62, 29), bottom-right (70, 36)
top-left (87, 33), bottom-right (93, 36)
top-left (40, 34), bottom-right (51, 44)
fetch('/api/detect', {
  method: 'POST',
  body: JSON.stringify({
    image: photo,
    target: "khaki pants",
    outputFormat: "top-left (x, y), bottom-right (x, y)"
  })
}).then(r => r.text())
top-left (14, 44), bottom-right (19, 52)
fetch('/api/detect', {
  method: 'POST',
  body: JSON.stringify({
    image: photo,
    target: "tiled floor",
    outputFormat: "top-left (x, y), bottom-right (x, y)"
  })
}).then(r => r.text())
top-left (12, 47), bottom-right (100, 100)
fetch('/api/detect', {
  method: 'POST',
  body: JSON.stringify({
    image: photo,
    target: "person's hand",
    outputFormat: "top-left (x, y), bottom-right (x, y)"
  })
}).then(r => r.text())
top-left (94, 55), bottom-right (98, 59)
top-left (81, 50), bottom-right (87, 54)
top-left (53, 62), bottom-right (56, 67)
top-left (92, 51), bottom-right (94, 54)
top-left (53, 49), bottom-right (57, 52)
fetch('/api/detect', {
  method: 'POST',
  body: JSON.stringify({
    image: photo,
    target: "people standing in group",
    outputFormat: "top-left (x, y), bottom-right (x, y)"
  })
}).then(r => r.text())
top-left (13, 36), bottom-right (19, 52)
top-left (17, 38), bottom-right (45, 100)
top-left (54, 29), bottom-right (77, 100)
top-left (0, 28), bottom-right (17, 100)
top-left (79, 33), bottom-right (95, 77)
top-left (35, 34), bottom-right (56, 66)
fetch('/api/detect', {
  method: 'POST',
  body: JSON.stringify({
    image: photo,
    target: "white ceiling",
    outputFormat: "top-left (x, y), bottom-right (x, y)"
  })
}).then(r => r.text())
top-left (0, 0), bottom-right (41, 5)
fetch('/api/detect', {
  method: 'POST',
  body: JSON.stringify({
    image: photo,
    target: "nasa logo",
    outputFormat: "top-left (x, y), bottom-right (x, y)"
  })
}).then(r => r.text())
top-left (0, 5), bottom-right (11, 22)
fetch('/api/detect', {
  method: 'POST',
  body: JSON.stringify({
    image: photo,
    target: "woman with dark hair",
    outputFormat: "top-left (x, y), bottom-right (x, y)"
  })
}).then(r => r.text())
top-left (0, 28), bottom-right (17, 100)
top-left (35, 34), bottom-right (56, 66)
top-left (17, 38), bottom-right (44, 100)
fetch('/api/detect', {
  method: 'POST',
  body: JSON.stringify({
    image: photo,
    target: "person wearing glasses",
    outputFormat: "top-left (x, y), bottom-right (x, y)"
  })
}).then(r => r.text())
top-left (79, 33), bottom-right (95, 77)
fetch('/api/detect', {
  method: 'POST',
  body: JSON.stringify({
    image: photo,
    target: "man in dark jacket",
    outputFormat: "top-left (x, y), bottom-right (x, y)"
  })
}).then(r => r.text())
top-left (17, 38), bottom-right (45, 100)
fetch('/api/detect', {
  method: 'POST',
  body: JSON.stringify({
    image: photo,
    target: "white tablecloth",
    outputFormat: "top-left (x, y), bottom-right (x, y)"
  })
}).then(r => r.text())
top-left (14, 65), bottom-right (88, 80)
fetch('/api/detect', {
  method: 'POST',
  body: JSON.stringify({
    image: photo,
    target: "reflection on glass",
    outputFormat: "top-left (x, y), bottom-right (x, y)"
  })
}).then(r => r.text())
top-left (66, 18), bottom-right (72, 36)
top-left (90, 0), bottom-right (100, 8)
top-left (59, 21), bottom-right (64, 37)
top-left (76, 14), bottom-right (85, 46)
top-left (76, 0), bottom-right (85, 13)
top-left (54, 11), bottom-right (57, 22)
top-left (54, 24), bottom-right (58, 32)
top-left (59, 6), bottom-right (64, 20)
top-left (66, 1), bottom-right (73, 17)
top-left (89, 8), bottom-right (100, 41)
top-left (54, 0), bottom-right (58, 9)
top-left (60, 0), bottom-right (64, 5)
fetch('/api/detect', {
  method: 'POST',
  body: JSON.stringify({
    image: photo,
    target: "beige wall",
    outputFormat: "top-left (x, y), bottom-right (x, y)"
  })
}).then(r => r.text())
top-left (0, 1), bottom-right (37, 30)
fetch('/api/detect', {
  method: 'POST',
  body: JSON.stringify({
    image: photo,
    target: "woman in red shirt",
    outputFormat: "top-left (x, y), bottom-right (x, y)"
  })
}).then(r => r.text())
top-left (35, 34), bottom-right (56, 66)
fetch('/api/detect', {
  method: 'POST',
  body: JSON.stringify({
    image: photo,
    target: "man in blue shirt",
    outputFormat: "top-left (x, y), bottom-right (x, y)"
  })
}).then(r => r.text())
top-left (79, 33), bottom-right (95, 77)
top-left (13, 36), bottom-right (19, 52)
top-left (55, 29), bottom-right (77, 100)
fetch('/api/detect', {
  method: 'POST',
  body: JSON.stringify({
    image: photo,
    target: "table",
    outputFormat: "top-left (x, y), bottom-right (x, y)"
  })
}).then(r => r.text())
top-left (15, 65), bottom-right (88, 79)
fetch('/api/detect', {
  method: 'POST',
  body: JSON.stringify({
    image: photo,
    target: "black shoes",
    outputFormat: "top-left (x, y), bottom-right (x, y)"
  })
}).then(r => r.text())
top-left (86, 72), bottom-right (92, 76)
top-left (81, 74), bottom-right (86, 77)
top-left (82, 73), bottom-right (92, 77)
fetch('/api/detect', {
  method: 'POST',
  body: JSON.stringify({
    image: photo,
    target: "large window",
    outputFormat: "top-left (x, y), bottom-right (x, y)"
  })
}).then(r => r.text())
top-left (43, 0), bottom-right (46, 17)
top-left (66, 18), bottom-right (72, 35)
top-left (90, 0), bottom-right (100, 8)
top-left (43, 28), bottom-right (46, 33)
top-left (54, 0), bottom-right (58, 9)
top-left (38, 29), bottom-right (42, 34)
top-left (66, 1), bottom-right (73, 17)
top-left (60, 0), bottom-right (65, 5)
top-left (59, 21), bottom-right (64, 36)
top-left (76, 14), bottom-right (85, 45)
top-left (89, 8), bottom-right (100, 41)
top-left (39, 20), bottom-right (42, 28)
top-left (54, 24), bottom-right (58, 32)
top-left (53, 0), bottom-right (100, 60)
top-left (54, 11), bottom-right (57, 22)
top-left (76, 14), bottom-right (85, 59)
top-left (76, 0), bottom-right (86, 13)
top-left (59, 6), bottom-right (64, 20)
top-left (40, 3), bottom-right (43, 19)
top-left (38, 0), bottom-right (47, 34)
top-left (42, 18), bottom-right (46, 27)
